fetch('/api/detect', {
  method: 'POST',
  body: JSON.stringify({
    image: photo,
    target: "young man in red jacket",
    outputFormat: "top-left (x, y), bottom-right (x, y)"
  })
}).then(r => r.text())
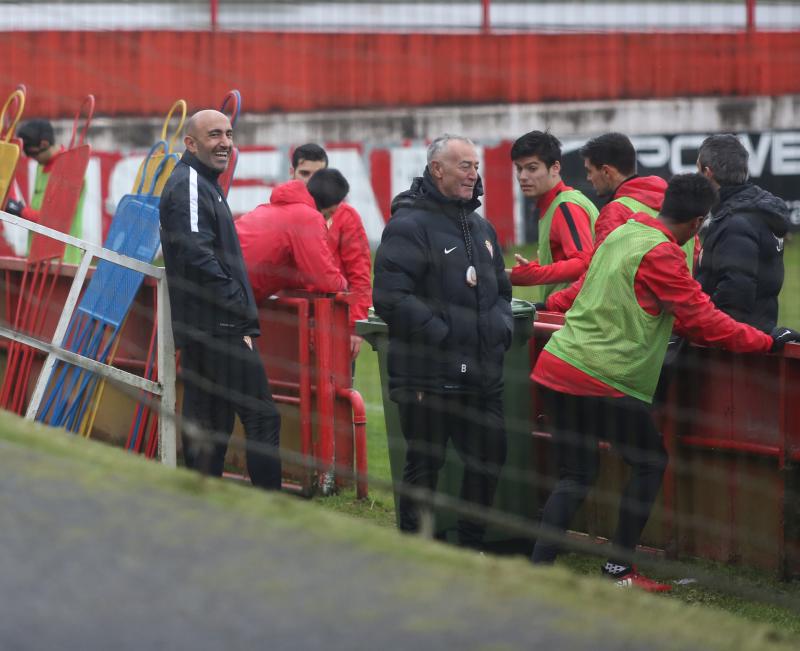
top-left (506, 131), bottom-right (597, 302)
top-left (531, 173), bottom-right (800, 591)
top-left (546, 133), bottom-right (697, 312)
top-left (235, 170), bottom-right (347, 304)
top-left (290, 144), bottom-right (372, 360)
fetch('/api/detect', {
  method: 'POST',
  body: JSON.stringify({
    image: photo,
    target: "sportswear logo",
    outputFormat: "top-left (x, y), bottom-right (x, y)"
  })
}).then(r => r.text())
top-left (775, 234), bottom-right (784, 253)
top-left (218, 195), bottom-right (222, 202)
top-left (444, 246), bottom-right (457, 255)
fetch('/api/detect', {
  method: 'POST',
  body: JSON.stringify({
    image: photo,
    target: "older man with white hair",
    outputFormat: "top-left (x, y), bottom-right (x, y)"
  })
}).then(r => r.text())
top-left (373, 134), bottom-right (512, 550)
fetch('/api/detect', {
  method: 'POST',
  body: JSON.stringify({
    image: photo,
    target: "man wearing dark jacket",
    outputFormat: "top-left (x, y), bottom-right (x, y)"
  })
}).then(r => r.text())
top-left (696, 134), bottom-right (791, 332)
top-left (373, 134), bottom-right (513, 549)
top-left (160, 109), bottom-right (281, 489)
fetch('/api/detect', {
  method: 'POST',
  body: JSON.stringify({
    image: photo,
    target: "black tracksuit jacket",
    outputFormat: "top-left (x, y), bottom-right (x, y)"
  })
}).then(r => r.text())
top-left (159, 151), bottom-right (259, 348)
top-left (696, 183), bottom-right (790, 333)
top-left (373, 170), bottom-right (513, 396)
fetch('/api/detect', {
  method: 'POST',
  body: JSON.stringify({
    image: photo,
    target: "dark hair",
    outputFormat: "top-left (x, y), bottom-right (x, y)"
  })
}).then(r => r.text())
top-left (697, 134), bottom-right (749, 186)
top-left (291, 143), bottom-right (328, 169)
top-left (661, 173), bottom-right (718, 223)
top-left (307, 168), bottom-right (349, 210)
top-left (579, 132), bottom-right (636, 176)
top-left (17, 119), bottom-right (55, 149)
top-left (509, 130), bottom-right (561, 168)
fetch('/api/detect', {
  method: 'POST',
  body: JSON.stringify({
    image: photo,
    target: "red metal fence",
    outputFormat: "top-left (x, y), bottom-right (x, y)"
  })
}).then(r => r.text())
top-left (2, 30), bottom-right (799, 119)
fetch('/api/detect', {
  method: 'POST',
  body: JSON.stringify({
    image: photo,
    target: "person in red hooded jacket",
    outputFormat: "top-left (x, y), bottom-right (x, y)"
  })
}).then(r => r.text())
top-left (290, 144), bottom-right (372, 360)
top-left (546, 133), bottom-right (699, 312)
top-left (235, 171), bottom-right (347, 304)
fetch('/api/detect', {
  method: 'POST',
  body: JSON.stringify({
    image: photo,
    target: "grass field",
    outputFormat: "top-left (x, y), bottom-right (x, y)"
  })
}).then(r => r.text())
top-left (316, 237), bottom-right (800, 634)
top-left (6, 415), bottom-right (800, 650)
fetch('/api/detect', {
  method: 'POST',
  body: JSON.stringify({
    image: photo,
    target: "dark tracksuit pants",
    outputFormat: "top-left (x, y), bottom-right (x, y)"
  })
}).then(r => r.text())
top-left (395, 390), bottom-right (507, 548)
top-left (532, 387), bottom-right (668, 565)
top-left (181, 334), bottom-right (282, 490)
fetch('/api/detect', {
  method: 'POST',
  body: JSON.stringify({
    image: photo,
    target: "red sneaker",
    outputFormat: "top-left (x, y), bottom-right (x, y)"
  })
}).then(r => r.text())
top-left (613, 570), bottom-right (672, 593)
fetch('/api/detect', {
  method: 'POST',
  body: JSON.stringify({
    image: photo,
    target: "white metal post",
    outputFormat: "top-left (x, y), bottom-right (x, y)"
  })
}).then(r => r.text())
top-left (156, 277), bottom-right (177, 467)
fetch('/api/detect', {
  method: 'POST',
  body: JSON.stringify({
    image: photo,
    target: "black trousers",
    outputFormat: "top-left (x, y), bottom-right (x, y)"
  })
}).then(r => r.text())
top-left (181, 334), bottom-right (282, 490)
top-left (395, 390), bottom-right (507, 548)
top-left (532, 388), bottom-right (668, 565)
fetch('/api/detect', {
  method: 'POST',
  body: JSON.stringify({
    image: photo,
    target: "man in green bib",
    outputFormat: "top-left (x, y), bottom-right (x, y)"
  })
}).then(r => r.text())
top-left (4, 120), bottom-right (85, 264)
top-left (507, 131), bottom-right (597, 302)
top-left (530, 173), bottom-right (800, 591)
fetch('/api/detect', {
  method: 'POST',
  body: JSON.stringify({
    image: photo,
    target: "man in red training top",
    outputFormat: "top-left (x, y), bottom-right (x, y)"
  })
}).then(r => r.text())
top-left (506, 131), bottom-right (597, 302)
top-left (546, 133), bottom-right (697, 312)
top-left (290, 143), bottom-right (372, 360)
top-left (236, 169), bottom-right (347, 303)
top-left (530, 173), bottom-right (800, 591)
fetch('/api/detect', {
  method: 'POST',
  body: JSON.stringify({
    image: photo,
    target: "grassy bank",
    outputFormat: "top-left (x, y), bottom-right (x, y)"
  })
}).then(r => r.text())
top-left (3, 413), bottom-right (800, 650)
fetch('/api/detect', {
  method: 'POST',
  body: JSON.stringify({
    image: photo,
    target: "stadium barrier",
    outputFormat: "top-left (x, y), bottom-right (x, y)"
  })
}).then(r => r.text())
top-left (531, 310), bottom-right (800, 577)
top-left (2, 30), bottom-right (799, 119)
top-left (0, 257), bottom-right (366, 496)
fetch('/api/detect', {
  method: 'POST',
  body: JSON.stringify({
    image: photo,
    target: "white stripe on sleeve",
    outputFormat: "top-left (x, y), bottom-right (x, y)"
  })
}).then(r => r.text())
top-left (189, 167), bottom-right (199, 232)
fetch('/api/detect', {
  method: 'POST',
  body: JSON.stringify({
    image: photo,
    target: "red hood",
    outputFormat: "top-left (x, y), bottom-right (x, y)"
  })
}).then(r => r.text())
top-left (269, 180), bottom-right (316, 209)
top-left (614, 175), bottom-right (667, 212)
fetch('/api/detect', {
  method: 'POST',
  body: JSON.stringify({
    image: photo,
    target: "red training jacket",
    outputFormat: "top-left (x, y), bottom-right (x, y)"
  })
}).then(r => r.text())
top-left (235, 180), bottom-right (347, 304)
top-left (546, 175), bottom-right (683, 312)
top-left (326, 202), bottom-right (372, 330)
top-left (533, 214), bottom-right (773, 398)
top-left (510, 180), bottom-right (594, 286)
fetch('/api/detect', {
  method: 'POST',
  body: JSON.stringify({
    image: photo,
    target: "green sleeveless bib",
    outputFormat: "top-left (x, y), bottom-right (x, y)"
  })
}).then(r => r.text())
top-left (613, 195), bottom-right (694, 274)
top-left (544, 219), bottom-right (676, 403)
top-left (538, 189), bottom-right (598, 301)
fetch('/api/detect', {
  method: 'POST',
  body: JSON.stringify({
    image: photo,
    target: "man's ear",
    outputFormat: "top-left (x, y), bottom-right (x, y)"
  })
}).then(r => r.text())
top-left (429, 161), bottom-right (442, 179)
top-left (550, 160), bottom-right (562, 176)
top-left (184, 134), bottom-right (195, 152)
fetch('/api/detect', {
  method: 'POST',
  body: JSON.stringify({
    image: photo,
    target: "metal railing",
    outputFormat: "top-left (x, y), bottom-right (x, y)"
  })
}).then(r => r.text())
top-left (0, 209), bottom-right (177, 467)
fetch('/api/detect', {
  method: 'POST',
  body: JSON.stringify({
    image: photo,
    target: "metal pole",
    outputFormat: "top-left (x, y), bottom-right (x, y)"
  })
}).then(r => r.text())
top-left (25, 250), bottom-right (93, 421)
top-left (210, 0), bottom-right (219, 31)
top-left (156, 277), bottom-right (177, 468)
top-left (481, 0), bottom-right (491, 34)
top-left (746, 0), bottom-right (756, 32)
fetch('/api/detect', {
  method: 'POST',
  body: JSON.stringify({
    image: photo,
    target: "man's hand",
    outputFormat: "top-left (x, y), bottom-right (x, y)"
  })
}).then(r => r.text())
top-left (350, 334), bottom-right (363, 360)
top-left (770, 326), bottom-right (800, 352)
top-left (514, 253), bottom-right (530, 266)
top-left (3, 198), bottom-right (24, 217)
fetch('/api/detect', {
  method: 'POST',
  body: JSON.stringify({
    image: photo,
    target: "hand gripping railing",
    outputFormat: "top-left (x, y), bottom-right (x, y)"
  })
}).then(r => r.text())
top-left (0, 209), bottom-right (177, 467)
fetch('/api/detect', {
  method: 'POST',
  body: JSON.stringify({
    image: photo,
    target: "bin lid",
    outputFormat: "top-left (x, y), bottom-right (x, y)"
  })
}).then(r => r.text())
top-left (356, 301), bottom-right (534, 334)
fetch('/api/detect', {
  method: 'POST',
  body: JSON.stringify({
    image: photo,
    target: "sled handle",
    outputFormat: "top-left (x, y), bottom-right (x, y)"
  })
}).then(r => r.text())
top-left (0, 89), bottom-right (26, 143)
top-left (69, 94), bottom-right (95, 149)
top-left (219, 89), bottom-right (241, 127)
top-left (160, 99), bottom-right (187, 154)
top-left (135, 140), bottom-right (168, 195)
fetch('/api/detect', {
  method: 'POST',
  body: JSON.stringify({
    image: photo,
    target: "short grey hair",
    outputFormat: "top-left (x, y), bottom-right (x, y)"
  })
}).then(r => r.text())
top-left (427, 134), bottom-right (475, 165)
top-left (697, 134), bottom-right (749, 186)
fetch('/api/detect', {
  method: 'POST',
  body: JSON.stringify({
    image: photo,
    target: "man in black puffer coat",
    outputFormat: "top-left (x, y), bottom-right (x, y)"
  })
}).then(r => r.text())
top-left (373, 135), bottom-right (512, 549)
top-left (696, 134), bottom-right (791, 332)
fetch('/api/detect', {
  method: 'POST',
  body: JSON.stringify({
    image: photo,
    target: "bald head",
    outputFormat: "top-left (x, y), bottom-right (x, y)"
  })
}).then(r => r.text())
top-left (184, 109), bottom-right (233, 173)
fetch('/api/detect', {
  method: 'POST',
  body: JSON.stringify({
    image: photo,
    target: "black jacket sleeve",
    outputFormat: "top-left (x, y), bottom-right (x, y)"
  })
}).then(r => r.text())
top-left (373, 217), bottom-right (449, 345)
top-left (488, 221), bottom-right (514, 346)
top-left (161, 174), bottom-right (243, 307)
top-left (708, 216), bottom-right (758, 322)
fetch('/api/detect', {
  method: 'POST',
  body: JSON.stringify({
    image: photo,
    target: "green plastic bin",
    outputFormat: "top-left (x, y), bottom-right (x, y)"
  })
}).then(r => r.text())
top-left (357, 299), bottom-right (536, 553)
